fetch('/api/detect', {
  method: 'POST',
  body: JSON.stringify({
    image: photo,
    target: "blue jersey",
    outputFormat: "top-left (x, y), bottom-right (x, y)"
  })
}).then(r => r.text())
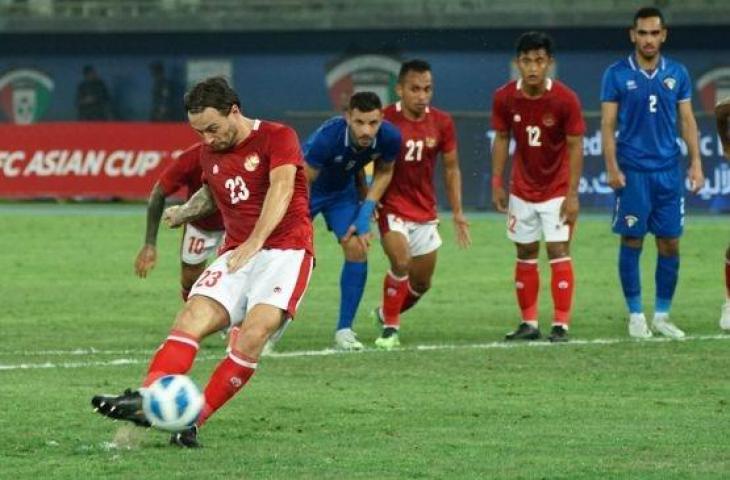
top-left (303, 116), bottom-right (401, 195)
top-left (600, 54), bottom-right (692, 171)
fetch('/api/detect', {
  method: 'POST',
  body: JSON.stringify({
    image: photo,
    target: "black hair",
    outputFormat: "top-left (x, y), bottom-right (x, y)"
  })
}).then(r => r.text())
top-left (634, 6), bottom-right (665, 27)
top-left (515, 31), bottom-right (554, 57)
top-left (348, 91), bottom-right (382, 112)
top-left (184, 76), bottom-right (240, 115)
top-left (398, 59), bottom-right (431, 83)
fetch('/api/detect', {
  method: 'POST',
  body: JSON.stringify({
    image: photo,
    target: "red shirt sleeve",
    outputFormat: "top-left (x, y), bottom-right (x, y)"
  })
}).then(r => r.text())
top-left (269, 125), bottom-right (304, 170)
top-left (491, 89), bottom-right (510, 132)
top-left (158, 144), bottom-right (200, 196)
top-left (563, 89), bottom-right (586, 137)
top-left (440, 112), bottom-right (457, 153)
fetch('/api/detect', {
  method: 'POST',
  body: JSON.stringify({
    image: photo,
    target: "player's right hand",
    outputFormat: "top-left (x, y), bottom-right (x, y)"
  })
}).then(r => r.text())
top-left (492, 186), bottom-right (508, 213)
top-left (606, 168), bottom-right (626, 190)
top-left (134, 244), bottom-right (157, 278)
top-left (342, 225), bottom-right (372, 251)
top-left (162, 205), bottom-right (184, 228)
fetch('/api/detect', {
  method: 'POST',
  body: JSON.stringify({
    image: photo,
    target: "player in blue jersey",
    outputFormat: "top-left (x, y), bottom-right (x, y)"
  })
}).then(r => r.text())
top-left (601, 6), bottom-right (704, 339)
top-left (304, 91), bottom-right (400, 350)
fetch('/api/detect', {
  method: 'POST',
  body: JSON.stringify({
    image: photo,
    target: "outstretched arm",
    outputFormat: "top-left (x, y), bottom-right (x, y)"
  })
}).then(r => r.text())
top-left (491, 130), bottom-right (510, 213)
top-left (560, 134), bottom-right (584, 226)
top-left (716, 98), bottom-right (730, 159)
top-left (601, 101), bottom-right (625, 190)
top-left (678, 100), bottom-right (703, 193)
top-left (226, 164), bottom-right (297, 272)
top-left (134, 183), bottom-right (166, 278)
top-left (442, 149), bottom-right (471, 248)
top-left (162, 184), bottom-right (218, 228)
top-left (343, 159), bottom-right (394, 249)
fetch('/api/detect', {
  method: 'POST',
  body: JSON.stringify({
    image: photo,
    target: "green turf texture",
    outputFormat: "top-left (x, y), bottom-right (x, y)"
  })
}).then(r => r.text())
top-left (1, 205), bottom-right (728, 479)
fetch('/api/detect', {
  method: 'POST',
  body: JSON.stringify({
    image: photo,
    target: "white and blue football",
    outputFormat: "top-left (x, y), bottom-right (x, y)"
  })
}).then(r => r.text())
top-left (142, 375), bottom-right (204, 432)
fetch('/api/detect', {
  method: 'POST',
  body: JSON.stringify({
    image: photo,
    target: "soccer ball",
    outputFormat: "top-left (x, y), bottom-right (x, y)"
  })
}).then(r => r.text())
top-left (141, 375), bottom-right (204, 432)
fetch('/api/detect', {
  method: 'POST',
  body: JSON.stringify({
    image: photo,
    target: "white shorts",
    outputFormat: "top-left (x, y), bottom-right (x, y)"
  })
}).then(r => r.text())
top-left (188, 248), bottom-right (313, 326)
top-left (507, 195), bottom-right (571, 243)
top-left (380, 213), bottom-right (442, 257)
top-left (180, 224), bottom-right (224, 265)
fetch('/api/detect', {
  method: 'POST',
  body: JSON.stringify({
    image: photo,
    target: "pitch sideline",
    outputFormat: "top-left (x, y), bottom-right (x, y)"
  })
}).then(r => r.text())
top-left (1, 333), bottom-right (729, 371)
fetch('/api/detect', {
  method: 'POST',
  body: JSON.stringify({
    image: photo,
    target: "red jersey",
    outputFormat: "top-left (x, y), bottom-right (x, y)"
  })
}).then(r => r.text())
top-left (158, 143), bottom-right (225, 232)
top-left (380, 102), bottom-right (457, 222)
top-left (491, 78), bottom-right (585, 202)
top-left (198, 120), bottom-right (313, 255)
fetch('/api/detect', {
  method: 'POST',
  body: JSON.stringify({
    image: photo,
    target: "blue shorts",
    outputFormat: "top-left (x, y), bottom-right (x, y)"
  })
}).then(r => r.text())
top-left (310, 186), bottom-right (359, 240)
top-left (611, 166), bottom-right (684, 238)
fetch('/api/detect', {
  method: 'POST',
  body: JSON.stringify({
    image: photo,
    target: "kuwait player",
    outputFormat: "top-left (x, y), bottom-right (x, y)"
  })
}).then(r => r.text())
top-left (92, 77), bottom-right (313, 448)
top-left (491, 32), bottom-right (585, 343)
top-left (134, 142), bottom-right (225, 301)
top-left (374, 59), bottom-right (471, 350)
top-left (716, 97), bottom-right (730, 330)
top-left (601, 7), bottom-right (703, 339)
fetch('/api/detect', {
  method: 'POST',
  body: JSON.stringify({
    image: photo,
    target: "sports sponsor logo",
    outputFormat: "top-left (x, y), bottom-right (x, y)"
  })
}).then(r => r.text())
top-left (626, 80), bottom-right (638, 90)
top-left (558, 280), bottom-right (569, 289)
top-left (0, 68), bottom-right (54, 124)
top-left (325, 53), bottom-right (401, 110)
top-left (624, 215), bottom-right (638, 228)
top-left (229, 376), bottom-right (243, 388)
top-left (0, 149), bottom-right (166, 178)
top-left (425, 137), bottom-right (437, 148)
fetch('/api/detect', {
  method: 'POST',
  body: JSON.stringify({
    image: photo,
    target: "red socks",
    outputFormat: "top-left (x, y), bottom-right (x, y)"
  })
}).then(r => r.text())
top-left (382, 271), bottom-right (409, 328)
top-left (142, 329), bottom-right (199, 387)
top-left (550, 258), bottom-right (574, 326)
top-left (197, 350), bottom-right (257, 426)
top-left (400, 283), bottom-right (423, 313)
top-left (515, 260), bottom-right (539, 322)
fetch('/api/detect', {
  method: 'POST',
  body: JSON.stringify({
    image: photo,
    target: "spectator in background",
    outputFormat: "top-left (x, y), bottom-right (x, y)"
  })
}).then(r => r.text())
top-left (150, 61), bottom-right (174, 121)
top-left (76, 65), bottom-right (111, 121)
top-left (75, 65), bottom-right (112, 121)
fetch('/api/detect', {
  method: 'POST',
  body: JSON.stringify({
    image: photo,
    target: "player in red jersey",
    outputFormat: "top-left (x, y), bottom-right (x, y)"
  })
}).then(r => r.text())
top-left (491, 32), bottom-right (585, 342)
top-left (92, 77), bottom-right (313, 448)
top-left (373, 59), bottom-right (471, 350)
top-left (716, 97), bottom-right (730, 330)
top-left (134, 142), bottom-right (225, 301)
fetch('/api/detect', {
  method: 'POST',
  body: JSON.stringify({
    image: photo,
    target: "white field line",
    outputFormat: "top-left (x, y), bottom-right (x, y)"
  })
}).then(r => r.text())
top-left (1, 334), bottom-right (729, 371)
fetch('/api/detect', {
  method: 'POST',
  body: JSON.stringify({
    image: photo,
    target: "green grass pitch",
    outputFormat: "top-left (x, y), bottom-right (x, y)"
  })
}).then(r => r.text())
top-left (1, 204), bottom-right (728, 479)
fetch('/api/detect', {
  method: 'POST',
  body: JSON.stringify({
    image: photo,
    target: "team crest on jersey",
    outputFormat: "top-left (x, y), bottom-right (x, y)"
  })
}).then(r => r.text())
top-left (425, 137), bottom-right (437, 148)
top-left (542, 113), bottom-right (555, 127)
top-left (513, 114), bottom-right (521, 123)
top-left (663, 77), bottom-right (677, 91)
top-left (624, 215), bottom-right (638, 228)
top-left (244, 153), bottom-right (260, 172)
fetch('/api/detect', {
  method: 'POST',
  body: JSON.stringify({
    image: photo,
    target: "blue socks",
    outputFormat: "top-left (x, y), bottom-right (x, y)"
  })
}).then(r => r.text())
top-left (338, 260), bottom-right (368, 331)
top-left (619, 244), bottom-right (642, 314)
top-left (655, 254), bottom-right (679, 315)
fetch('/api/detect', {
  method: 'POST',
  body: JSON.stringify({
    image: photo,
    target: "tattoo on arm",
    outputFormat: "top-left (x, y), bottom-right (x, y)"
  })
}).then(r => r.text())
top-left (144, 184), bottom-right (166, 246)
top-left (176, 185), bottom-right (218, 223)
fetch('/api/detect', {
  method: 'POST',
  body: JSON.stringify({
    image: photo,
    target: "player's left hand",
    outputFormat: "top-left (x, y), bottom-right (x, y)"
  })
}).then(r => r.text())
top-left (343, 226), bottom-right (372, 251)
top-left (687, 163), bottom-right (705, 194)
top-left (453, 213), bottom-right (471, 249)
top-left (162, 205), bottom-right (185, 228)
top-left (226, 239), bottom-right (262, 273)
top-left (560, 194), bottom-right (580, 226)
